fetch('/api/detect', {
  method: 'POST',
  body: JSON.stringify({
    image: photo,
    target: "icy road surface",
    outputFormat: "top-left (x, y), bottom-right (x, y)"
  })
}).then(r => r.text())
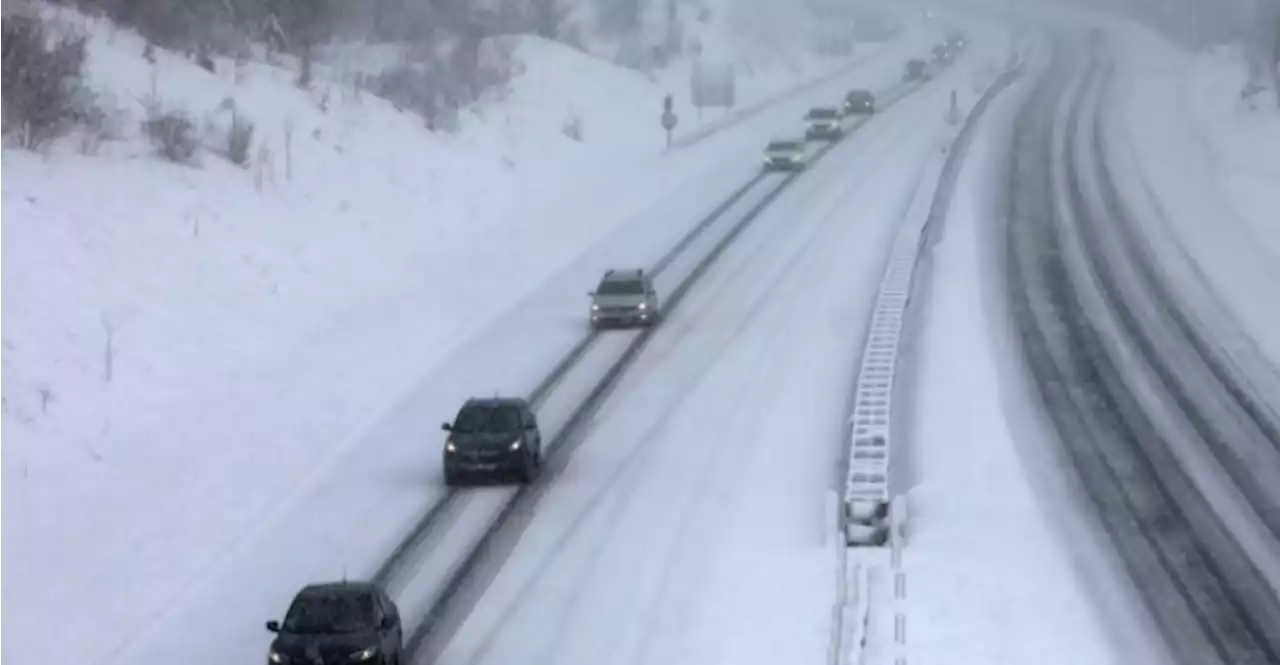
top-left (429, 62), bottom-right (965, 665)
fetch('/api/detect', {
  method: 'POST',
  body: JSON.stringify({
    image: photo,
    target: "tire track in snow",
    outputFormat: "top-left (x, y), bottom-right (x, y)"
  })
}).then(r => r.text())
top-left (372, 68), bottom-right (941, 665)
top-left (440, 67), bottom-right (962, 665)
top-left (1006, 35), bottom-right (1280, 665)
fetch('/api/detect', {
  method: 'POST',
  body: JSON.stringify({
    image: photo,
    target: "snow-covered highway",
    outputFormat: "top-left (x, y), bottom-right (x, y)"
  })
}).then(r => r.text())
top-left (420, 40), bottom-right (991, 665)
top-left (1005, 30), bottom-right (1280, 665)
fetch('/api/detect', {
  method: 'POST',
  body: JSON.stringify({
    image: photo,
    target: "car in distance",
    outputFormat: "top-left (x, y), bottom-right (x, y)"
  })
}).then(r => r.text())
top-left (843, 89), bottom-right (876, 115)
top-left (931, 44), bottom-right (954, 65)
top-left (804, 106), bottom-right (844, 140)
top-left (945, 30), bottom-right (966, 49)
top-left (442, 397), bottom-right (542, 485)
top-left (762, 139), bottom-right (808, 171)
top-left (589, 269), bottom-right (660, 329)
top-left (266, 582), bottom-right (403, 665)
top-left (904, 58), bottom-right (929, 81)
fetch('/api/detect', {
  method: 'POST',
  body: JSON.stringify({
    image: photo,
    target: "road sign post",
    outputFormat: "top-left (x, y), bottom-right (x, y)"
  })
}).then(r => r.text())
top-left (661, 94), bottom-right (678, 147)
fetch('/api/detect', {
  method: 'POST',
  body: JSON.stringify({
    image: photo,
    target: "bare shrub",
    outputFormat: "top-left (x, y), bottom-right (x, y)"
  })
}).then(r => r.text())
top-left (2, 13), bottom-right (95, 148)
top-left (371, 62), bottom-right (458, 131)
top-left (142, 104), bottom-right (198, 163)
top-left (226, 111), bottom-right (254, 165)
top-left (369, 35), bottom-right (516, 132)
top-left (77, 93), bottom-right (125, 154)
top-left (561, 110), bottom-right (583, 141)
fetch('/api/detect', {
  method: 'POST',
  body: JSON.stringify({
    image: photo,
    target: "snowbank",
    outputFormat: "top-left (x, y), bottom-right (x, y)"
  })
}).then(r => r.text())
top-left (1, 6), bottom-right (937, 665)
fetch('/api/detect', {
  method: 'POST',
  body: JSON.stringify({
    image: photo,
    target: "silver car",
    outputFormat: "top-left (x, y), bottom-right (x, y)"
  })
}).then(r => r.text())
top-left (589, 269), bottom-right (660, 329)
top-left (762, 139), bottom-right (808, 171)
top-left (805, 107), bottom-right (844, 140)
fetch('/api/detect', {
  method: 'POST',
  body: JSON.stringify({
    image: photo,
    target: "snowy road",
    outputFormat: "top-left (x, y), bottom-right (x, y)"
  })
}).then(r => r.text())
top-left (1006, 34), bottom-right (1280, 665)
top-left (418, 54), bottom-right (970, 665)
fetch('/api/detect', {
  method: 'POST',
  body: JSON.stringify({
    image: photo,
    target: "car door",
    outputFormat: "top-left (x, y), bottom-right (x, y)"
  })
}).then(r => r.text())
top-left (522, 407), bottom-right (541, 451)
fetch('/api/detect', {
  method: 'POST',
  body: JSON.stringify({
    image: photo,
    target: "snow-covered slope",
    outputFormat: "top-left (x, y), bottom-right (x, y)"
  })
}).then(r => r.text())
top-left (1, 5), bottom-right (939, 665)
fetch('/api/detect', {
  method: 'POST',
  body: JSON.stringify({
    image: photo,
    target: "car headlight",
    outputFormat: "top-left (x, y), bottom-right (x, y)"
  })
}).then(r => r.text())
top-left (509, 440), bottom-right (523, 451)
top-left (269, 649), bottom-right (288, 664)
top-left (637, 302), bottom-right (647, 310)
top-left (591, 304), bottom-right (600, 311)
top-left (445, 441), bottom-right (457, 453)
top-left (349, 646), bottom-right (378, 662)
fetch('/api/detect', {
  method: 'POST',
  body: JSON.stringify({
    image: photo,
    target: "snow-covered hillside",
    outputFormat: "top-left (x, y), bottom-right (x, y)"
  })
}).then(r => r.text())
top-left (1, 4), bottom-right (937, 664)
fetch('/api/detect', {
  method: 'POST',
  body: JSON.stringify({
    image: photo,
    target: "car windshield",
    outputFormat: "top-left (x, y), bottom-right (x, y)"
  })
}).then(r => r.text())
top-left (807, 109), bottom-right (838, 119)
top-left (847, 91), bottom-right (871, 101)
top-left (452, 405), bottom-right (521, 433)
top-left (767, 141), bottom-right (802, 151)
top-left (598, 279), bottom-right (644, 295)
top-left (282, 591), bottom-right (376, 634)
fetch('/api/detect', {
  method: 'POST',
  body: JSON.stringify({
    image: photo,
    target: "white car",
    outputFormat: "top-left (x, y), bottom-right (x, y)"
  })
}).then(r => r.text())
top-left (762, 139), bottom-right (808, 171)
top-left (804, 107), bottom-right (844, 140)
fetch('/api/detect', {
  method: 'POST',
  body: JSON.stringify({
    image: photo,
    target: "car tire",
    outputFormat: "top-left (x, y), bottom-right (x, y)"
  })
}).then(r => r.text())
top-left (520, 457), bottom-right (539, 484)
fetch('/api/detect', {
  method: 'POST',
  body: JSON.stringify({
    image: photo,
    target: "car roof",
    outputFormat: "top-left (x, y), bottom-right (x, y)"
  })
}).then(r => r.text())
top-left (601, 268), bottom-right (645, 281)
top-left (298, 581), bottom-right (378, 597)
top-left (462, 396), bottom-right (529, 409)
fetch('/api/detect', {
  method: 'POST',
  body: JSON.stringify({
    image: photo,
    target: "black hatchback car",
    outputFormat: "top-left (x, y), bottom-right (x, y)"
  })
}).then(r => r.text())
top-left (843, 89), bottom-right (876, 114)
top-left (442, 397), bottom-right (543, 485)
top-left (904, 58), bottom-right (929, 81)
top-left (266, 582), bottom-right (403, 665)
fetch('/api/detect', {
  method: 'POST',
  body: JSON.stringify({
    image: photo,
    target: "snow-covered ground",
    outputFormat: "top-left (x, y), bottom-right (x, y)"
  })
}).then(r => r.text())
top-left (1, 5), bottom-right (950, 665)
top-left (885, 40), bottom-right (1173, 665)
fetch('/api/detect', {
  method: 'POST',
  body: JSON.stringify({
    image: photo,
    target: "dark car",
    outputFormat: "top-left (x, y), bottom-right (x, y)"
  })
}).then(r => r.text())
top-left (442, 397), bottom-right (542, 485)
top-left (945, 30), bottom-right (966, 49)
top-left (266, 582), bottom-right (403, 665)
top-left (931, 44), bottom-right (955, 65)
top-left (904, 58), bottom-right (929, 81)
top-left (843, 89), bottom-right (876, 114)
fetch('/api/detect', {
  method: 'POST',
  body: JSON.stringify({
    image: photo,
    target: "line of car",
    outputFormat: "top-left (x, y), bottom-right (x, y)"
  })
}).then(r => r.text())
top-left (761, 30), bottom-right (967, 175)
top-left (263, 29), bottom-right (970, 665)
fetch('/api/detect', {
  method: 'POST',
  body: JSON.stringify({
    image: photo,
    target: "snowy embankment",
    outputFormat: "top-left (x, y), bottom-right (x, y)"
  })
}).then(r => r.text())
top-left (1099, 22), bottom-right (1280, 387)
top-left (1, 6), bottom-right (938, 665)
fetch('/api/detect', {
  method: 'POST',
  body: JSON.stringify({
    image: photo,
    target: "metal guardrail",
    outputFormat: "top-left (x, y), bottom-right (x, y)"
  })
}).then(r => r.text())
top-left (840, 44), bottom-right (1028, 548)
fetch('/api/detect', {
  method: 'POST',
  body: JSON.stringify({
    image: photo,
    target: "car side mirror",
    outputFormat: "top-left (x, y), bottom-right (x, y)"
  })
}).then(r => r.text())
top-left (441, 422), bottom-right (452, 432)
top-left (266, 620), bottom-right (281, 633)
top-left (587, 291), bottom-right (596, 297)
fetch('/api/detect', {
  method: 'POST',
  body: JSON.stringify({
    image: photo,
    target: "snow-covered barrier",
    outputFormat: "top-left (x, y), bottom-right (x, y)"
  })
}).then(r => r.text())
top-left (842, 42), bottom-right (1027, 548)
